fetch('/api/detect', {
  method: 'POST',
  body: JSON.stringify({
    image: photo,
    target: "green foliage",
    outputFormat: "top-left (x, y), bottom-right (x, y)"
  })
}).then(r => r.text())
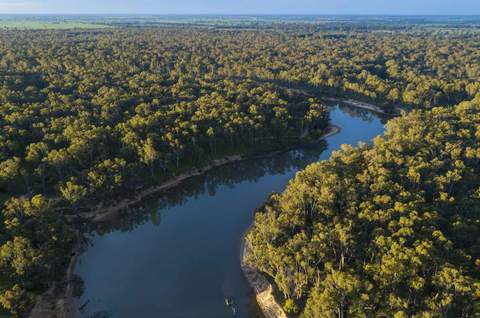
top-left (0, 23), bottom-right (478, 316)
top-left (0, 196), bottom-right (75, 316)
top-left (283, 298), bottom-right (300, 314)
top-left (248, 98), bottom-right (480, 317)
top-left (0, 158), bottom-right (20, 186)
top-left (0, 284), bottom-right (29, 316)
top-left (0, 26), bottom-right (333, 315)
top-left (60, 179), bottom-right (87, 204)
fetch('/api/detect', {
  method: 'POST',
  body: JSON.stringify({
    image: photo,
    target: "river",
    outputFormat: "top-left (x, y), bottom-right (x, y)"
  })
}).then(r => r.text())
top-left (74, 104), bottom-right (387, 318)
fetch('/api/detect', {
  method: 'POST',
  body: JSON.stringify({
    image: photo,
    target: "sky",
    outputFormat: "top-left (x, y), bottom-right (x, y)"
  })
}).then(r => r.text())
top-left (0, 0), bottom-right (479, 15)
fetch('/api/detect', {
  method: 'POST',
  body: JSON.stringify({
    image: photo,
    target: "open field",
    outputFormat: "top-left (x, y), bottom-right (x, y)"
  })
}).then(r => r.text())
top-left (0, 17), bottom-right (110, 29)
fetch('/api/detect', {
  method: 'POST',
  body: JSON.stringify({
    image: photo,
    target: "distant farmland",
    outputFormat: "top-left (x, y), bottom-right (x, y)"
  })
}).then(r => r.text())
top-left (0, 19), bottom-right (111, 29)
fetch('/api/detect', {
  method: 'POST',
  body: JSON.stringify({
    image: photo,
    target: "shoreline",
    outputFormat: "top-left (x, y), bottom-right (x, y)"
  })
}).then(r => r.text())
top-left (33, 95), bottom-right (389, 318)
top-left (42, 124), bottom-right (340, 318)
top-left (71, 124), bottom-right (340, 224)
top-left (29, 232), bottom-right (81, 318)
top-left (240, 224), bottom-right (288, 318)
top-left (239, 124), bottom-right (341, 318)
top-left (323, 97), bottom-right (400, 116)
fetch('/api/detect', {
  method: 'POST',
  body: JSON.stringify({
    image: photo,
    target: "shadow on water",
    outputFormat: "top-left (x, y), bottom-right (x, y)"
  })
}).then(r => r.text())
top-left (75, 142), bottom-right (327, 318)
top-left (78, 103), bottom-right (386, 239)
top-left (338, 103), bottom-right (390, 124)
top-left (87, 105), bottom-right (388, 234)
top-left (73, 104), bottom-right (387, 318)
top-left (89, 142), bottom-right (327, 236)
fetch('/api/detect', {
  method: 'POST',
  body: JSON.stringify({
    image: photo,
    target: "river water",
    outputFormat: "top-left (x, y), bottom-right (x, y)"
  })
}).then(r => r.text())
top-left (74, 104), bottom-right (386, 318)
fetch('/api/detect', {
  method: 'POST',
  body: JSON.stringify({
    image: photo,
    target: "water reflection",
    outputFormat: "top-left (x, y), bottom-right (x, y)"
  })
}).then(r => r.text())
top-left (91, 143), bottom-right (327, 236)
top-left (338, 103), bottom-right (390, 124)
top-left (74, 105), bottom-right (386, 318)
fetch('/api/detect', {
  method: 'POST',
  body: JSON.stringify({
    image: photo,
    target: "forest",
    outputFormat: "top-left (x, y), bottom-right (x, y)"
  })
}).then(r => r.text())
top-left (247, 97), bottom-right (480, 317)
top-left (0, 22), bottom-right (479, 316)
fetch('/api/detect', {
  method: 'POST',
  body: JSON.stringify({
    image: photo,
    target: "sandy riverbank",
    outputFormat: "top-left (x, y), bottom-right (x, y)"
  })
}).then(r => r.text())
top-left (69, 124), bottom-right (340, 224)
top-left (324, 97), bottom-right (400, 116)
top-left (241, 230), bottom-right (288, 318)
top-left (239, 124), bottom-right (341, 318)
top-left (34, 124), bottom-right (339, 318)
top-left (239, 97), bottom-right (397, 318)
top-left (27, 93), bottom-right (390, 318)
top-left (29, 233), bottom-right (81, 318)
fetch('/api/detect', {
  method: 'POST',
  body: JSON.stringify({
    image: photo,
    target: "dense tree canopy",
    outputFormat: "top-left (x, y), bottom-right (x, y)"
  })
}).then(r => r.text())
top-left (0, 27), bottom-right (332, 316)
top-left (247, 96), bottom-right (480, 317)
top-left (0, 23), bottom-right (478, 316)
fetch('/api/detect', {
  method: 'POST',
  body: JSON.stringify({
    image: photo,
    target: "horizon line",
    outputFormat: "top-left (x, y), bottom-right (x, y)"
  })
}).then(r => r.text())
top-left (1, 13), bottom-right (480, 17)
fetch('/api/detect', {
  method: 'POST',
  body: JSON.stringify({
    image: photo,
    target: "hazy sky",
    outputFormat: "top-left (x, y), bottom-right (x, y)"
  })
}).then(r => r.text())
top-left (0, 0), bottom-right (479, 15)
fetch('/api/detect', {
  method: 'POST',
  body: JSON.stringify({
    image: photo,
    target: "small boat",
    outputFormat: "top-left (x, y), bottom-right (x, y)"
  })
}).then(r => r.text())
top-left (78, 299), bottom-right (90, 313)
top-left (224, 297), bottom-right (234, 307)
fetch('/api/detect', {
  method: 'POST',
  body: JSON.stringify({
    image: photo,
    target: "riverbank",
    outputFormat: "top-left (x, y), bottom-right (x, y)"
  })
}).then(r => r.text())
top-left (68, 124), bottom-right (340, 224)
top-left (323, 97), bottom-right (401, 116)
top-left (28, 97), bottom-right (380, 318)
top-left (29, 233), bottom-right (81, 318)
top-left (238, 98), bottom-right (394, 318)
top-left (65, 98), bottom-right (384, 316)
top-left (36, 124), bottom-right (339, 318)
top-left (241, 229), bottom-right (288, 318)
top-left (239, 124), bottom-right (341, 318)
